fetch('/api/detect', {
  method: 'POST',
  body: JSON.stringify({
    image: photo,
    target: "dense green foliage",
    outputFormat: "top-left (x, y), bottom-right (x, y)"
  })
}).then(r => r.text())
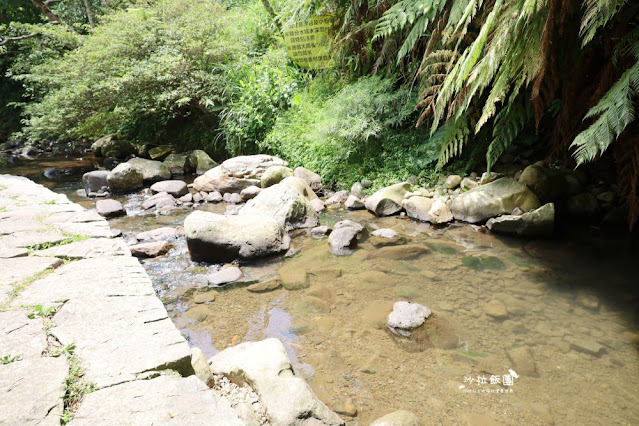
top-left (9, 0), bottom-right (277, 153)
top-left (263, 75), bottom-right (442, 187)
top-left (221, 48), bottom-right (301, 156)
top-left (2, 0), bottom-right (638, 224)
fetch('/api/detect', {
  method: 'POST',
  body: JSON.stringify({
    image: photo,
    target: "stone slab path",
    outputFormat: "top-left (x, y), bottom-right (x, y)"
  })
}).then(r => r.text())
top-left (0, 175), bottom-right (242, 424)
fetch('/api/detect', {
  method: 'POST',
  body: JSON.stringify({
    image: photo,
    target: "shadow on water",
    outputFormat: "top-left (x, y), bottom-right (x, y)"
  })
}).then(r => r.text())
top-left (3, 156), bottom-right (639, 425)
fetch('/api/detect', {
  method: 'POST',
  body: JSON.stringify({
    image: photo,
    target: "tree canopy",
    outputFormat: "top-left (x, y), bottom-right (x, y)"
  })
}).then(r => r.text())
top-left (1, 0), bottom-right (638, 226)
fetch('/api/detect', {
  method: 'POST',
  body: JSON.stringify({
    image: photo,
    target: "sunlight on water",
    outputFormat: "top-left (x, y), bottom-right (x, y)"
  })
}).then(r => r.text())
top-left (3, 157), bottom-right (638, 426)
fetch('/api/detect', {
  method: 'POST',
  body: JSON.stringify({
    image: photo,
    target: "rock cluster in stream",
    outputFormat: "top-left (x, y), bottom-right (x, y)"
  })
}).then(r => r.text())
top-left (24, 137), bottom-right (629, 424)
top-left (81, 151), bottom-right (616, 265)
top-left (74, 146), bottom-right (633, 272)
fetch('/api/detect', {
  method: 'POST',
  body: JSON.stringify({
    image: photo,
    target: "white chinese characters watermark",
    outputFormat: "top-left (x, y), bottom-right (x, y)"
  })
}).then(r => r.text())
top-left (459, 369), bottom-right (519, 394)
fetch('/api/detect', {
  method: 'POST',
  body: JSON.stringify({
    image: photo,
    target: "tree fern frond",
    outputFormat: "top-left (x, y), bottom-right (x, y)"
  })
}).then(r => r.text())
top-left (455, 0), bottom-right (504, 89)
top-left (373, 36), bottom-right (399, 74)
top-left (436, 114), bottom-right (470, 168)
top-left (580, 0), bottom-right (629, 46)
top-left (373, 0), bottom-right (447, 41)
top-left (431, 0), bottom-right (504, 132)
top-left (396, 14), bottom-right (430, 63)
top-left (613, 25), bottom-right (639, 64)
top-left (486, 96), bottom-right (531, 172)
top-left (519, 0), bottom-right (548, 21)
top-left (571, 59), bottom-right (639, 164)
top-left (446, 0), bottom-right (477, 31)
top-left (476, 71), bottom-right (511, 132)
top-left (448, 0), bottom-right (483, 44)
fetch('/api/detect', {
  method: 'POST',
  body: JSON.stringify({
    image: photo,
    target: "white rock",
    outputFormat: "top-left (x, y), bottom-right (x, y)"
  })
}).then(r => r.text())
top-left (209, 338), bottom-right (344, 426)
top-left (239, 183), bottom-right (318, 231)
top-left (208, 266), bottom-right (243, 287)
top-left (345, 195), bottom-right (365, 210)
top-left (427, 200), bottom-right (453, 224)
top-left (387, 301), bottom-right (431, 336)
top-left (371, 228), bottom-right (397, 239)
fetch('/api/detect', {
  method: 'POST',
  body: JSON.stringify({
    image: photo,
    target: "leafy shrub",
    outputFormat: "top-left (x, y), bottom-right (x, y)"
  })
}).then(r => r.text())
top-left (13, 0), bottom-right (273, 152)
top-left (220, 48), bottom-right (301, 156)
top-left (262, 74), bottom-right (443, 189)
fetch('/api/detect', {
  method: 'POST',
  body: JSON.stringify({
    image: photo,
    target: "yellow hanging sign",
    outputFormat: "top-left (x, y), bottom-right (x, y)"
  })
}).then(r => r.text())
top-left (283, 15), bottom-right (335, 70)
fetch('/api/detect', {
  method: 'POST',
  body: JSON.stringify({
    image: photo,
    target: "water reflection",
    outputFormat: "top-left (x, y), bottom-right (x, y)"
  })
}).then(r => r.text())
top-left (2, 157), bottom-right (638, 425)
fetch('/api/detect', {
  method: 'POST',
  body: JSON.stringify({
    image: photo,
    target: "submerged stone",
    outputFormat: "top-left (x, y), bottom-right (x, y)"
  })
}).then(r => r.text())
top-left (127, 157), bottom-right (171, 183)
top-left (208, 266), bottom-right (243, 287)
top-left (462, 255), bottom-right (505, 271)
top-left (370, 410), bottom-right (421, 426)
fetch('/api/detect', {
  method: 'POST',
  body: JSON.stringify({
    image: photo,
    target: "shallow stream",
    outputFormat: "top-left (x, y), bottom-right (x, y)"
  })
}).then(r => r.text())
top-left (3, 156), bottom-right (639, 425)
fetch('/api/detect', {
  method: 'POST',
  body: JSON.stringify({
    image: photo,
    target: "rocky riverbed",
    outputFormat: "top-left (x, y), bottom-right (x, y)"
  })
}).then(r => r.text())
top-left (2, 151), bottom-right (639, 425)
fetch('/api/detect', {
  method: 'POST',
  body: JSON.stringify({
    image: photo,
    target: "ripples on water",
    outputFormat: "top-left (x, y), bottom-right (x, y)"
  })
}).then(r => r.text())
top-left (4, 156), bottom-right (639, 425)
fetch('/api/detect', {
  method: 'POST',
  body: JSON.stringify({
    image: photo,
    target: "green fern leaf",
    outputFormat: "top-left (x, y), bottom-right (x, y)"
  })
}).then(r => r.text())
top-left (396, 14), bottom-right (430, 63)
top-left (580, 0), bottom-right (629, 46)
top-left (571, 59), bottom-right (639, 164)
top-left (486, 97), bottom-right (531, 172)
top-left (436, 114), bottom-right (470, 168)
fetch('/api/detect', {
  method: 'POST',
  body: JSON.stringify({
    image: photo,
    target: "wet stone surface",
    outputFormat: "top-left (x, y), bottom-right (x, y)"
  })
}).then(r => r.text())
top-left (3, 160), bottom-right (639, 425)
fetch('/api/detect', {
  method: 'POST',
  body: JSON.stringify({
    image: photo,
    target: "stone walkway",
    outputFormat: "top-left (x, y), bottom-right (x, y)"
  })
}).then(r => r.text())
top-left (0, 175), bottom-right (242, 425)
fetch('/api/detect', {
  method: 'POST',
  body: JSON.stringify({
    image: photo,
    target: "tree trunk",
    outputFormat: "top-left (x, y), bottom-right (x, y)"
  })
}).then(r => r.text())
top-left (28, 0), bottom-right (62, 24)
top-left (259, 0), bottom-right (280, 29)
top-left (83, 0), bottom-right (95, 27)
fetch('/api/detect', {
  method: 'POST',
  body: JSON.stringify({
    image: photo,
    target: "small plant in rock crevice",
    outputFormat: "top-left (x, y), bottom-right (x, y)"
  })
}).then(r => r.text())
top-left (60, 354), bottom-right (97, 425)
top-left (27, 304), bottom-right (57, 319)
top-left (26, 234), bottom-right (90, 255)
top-left (0, 354), bottom-right (23, 364)
top-left (51, 343), bottom-right (76, 358)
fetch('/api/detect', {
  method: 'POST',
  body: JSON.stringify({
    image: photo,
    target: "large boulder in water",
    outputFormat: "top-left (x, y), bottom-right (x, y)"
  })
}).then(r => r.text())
top-left (566, 192), bottom-right (600, 220)
top-left (184, 211), bottom-right (290, 262)
top-left (281, 176), bottom-right (319, 200)
top-left (365, 182), bottom-right (411, 216)
top-left (187, 150), bottom-right (218, 175)
top-left (428, 199), bottom-right (454, 224)
top-left (150, 180), bottom-right (188, 197)
top-left (127, 158), bottom-right (171, 184)
top-left (486, 203), bottom-right (555, 237)
top-left (82, 170), bottom-right (110, 196)
top-left (106, 163), bottom-right (143, 194)
top-left (192, 155), bottom-right (288, 194)
top-left (147, 146), bottom-right (172, 161)
top-left (402, 196), bottom-right (433, 222)
top-left (239, 183), bottom-right (318, 231)
top-left (192, 166), bottom-right (255, 193)
top-left (450, 177), bottom-right (540, 223)
top-left (209, 338), bottom-right (345, 426)
top-left (91, 135), bottom-right (136, 159)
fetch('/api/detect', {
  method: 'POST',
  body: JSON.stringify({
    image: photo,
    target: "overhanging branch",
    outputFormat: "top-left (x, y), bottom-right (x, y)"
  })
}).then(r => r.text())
top-left (29, 0), bottom-right (63, 24)
top-left (0, 33), bottom-right (38, 47)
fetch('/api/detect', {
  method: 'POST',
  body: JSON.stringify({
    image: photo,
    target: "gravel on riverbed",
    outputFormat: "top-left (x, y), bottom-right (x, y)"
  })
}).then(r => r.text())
top-left (212, 374), bottom-right (270, 425)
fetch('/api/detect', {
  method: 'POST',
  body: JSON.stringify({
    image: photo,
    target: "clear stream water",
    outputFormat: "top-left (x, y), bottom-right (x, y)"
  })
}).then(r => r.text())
top-left (2, 155), bottom-right (639, 425)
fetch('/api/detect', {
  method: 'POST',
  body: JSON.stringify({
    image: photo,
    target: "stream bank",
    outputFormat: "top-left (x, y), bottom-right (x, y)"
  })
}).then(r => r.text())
top-left (2, 153), bottom-right (639, 425)
top-left (0, 175), bottom-right (261, 425)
